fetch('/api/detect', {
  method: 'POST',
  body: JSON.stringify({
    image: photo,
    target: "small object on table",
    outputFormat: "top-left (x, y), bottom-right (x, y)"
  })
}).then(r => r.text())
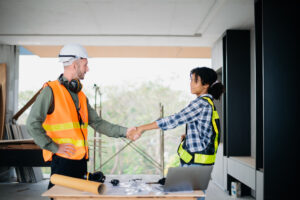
top-left (146, 177), bottom-right (166, 185)
top-left (110, 179), bottom-right (119, 186)
top-left (158, 177), bottom-right (166, 185)
top-left (83, 171), bottom-right (106, 183)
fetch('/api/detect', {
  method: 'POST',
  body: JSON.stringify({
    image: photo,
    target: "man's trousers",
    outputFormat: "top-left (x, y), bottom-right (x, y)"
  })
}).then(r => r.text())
top-left (48, 154), bottom-right (87, 189)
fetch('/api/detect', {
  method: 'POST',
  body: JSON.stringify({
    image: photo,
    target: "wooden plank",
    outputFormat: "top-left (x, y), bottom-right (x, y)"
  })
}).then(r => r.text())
top-left (0, 138), bottom-right (35, 144)
top-left (11, 124), bottom-right (21, 139)
top-left (0, 63), bottom-right (7, 139)
top-left (5, 123), bottom-right (13, 139)
top-left (0, 144), bottom-right (40, 150)
top-left (0, 84), bottom-right (3, 138)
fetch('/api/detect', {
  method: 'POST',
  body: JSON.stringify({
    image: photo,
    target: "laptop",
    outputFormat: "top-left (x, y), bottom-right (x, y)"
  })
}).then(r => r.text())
top-left (162, 165), bottom-right (213, 192)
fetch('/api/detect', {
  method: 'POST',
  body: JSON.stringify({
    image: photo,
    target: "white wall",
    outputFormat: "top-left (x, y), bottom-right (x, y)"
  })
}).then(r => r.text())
top-left (211, 28), bottom-right (256, 191)
top-left (211, 36), bottom-right (227, 190)
top-left (211, 36), bottom-right (223, 72)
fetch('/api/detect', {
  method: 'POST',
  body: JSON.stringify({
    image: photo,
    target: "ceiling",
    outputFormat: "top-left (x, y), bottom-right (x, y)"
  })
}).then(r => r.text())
top-left (0, 0), bottom-right (254, 47)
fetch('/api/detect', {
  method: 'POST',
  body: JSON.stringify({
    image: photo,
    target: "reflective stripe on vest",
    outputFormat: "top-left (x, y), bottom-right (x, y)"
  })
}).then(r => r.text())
top-left (202, 97), bottom-right (219, 155)
top-left (177, 96), bottom-right (219, 165)
top-left (178, 142), bottom-right (193, 163)
top-left (52, 138), bottom-right (88, 147)
top-left (43, 122), bottom-right (88, 132)
top-left (42, 80), bottom-right (89, 161)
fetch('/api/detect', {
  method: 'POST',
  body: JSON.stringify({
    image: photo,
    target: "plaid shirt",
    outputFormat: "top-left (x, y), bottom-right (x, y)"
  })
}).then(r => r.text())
top-left (156, 94), bottom-right (213, 153)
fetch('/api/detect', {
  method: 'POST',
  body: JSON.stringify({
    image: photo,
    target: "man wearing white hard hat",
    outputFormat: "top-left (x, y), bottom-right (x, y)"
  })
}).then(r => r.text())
top-left (27, 44), bottom-right (140, 189)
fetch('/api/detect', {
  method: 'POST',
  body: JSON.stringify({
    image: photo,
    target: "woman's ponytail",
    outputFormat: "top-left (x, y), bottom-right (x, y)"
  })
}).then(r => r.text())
top-left (208, 81), bottom-right (225, 100)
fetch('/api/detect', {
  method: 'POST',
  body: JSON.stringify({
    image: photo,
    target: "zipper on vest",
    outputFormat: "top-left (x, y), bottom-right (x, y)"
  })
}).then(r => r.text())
top-left (76, 106), bottom-right (86, 146)
top-left (68, 88), bottom-right (88, 159)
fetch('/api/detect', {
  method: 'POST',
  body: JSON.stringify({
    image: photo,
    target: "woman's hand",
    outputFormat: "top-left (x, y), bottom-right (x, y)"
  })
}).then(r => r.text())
top-left (181, 134), bottom-right (186, 141)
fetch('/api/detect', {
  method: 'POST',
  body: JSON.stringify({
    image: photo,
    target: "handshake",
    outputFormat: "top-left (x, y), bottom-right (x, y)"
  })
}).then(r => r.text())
top-left (125, 122), bottom-right (158, 141)
top-left (57, 124), bottom-right (152, 158)
top-left (125, 127), bottom-right (143, 141)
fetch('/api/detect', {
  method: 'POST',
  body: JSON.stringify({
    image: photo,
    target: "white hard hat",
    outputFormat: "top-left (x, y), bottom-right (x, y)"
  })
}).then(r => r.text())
top-left (58, 44), bottom-right (88, 66)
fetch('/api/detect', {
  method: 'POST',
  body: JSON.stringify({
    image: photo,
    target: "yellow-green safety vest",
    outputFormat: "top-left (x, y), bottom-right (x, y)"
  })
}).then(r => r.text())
top-left (177, 96), bottom-right (220, 165)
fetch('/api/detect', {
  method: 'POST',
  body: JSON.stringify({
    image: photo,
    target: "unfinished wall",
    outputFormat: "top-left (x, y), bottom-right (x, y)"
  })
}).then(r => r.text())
top-left (0, 44), bottom-right (19, 182)
top-left (0, 44), bottom-right (19, 124)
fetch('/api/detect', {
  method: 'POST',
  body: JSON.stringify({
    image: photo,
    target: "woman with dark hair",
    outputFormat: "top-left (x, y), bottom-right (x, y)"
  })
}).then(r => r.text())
top-left (190, 67), bottom-right (225, 100)
top-left (132, 66), bottom-right (225, 199)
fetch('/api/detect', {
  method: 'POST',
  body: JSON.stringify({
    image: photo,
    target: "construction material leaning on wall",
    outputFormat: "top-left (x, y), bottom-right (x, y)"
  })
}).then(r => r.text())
top-left (0, 63), bottom-right (7, 140)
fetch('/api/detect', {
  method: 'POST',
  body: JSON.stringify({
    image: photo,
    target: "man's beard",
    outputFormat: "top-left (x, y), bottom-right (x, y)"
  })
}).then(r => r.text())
top-left (78, 71), bottom-right (85, 80)
top-left (76, 67), bottom-right (85, 80)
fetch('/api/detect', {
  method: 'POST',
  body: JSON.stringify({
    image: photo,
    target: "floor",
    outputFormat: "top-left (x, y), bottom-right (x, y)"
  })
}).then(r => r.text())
top-left (0, 178), bottom-right (254, 200)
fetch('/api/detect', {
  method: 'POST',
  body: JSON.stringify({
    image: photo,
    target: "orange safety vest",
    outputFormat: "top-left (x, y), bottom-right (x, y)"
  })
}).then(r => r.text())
top-left (42, 80), bottom-right (89, 161)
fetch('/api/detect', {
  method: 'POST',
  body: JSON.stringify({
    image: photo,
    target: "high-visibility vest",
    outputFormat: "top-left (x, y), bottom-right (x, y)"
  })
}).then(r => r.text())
top-left (177, 96), bottom-right (220, 165)
top-left (42, 80), bottom-right (89, 161)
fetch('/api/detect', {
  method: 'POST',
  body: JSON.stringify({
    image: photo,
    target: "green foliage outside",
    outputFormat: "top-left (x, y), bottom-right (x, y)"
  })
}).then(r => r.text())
top-left (19, 81), bottom-right (192, 175)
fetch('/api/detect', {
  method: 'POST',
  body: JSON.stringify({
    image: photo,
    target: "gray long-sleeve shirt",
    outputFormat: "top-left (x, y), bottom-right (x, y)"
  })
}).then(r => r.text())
top-left (26, 79), bottom-right (127, 153)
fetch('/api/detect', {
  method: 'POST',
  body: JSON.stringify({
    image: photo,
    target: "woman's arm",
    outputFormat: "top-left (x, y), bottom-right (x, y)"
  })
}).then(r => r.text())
top-left (137, 121), bottom-right (159, 134)
top-left (136, 98), bottom-right (207, 137)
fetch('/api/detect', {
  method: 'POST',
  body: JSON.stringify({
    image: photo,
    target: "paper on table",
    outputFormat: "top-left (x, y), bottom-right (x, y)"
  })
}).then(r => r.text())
top-left (50, 174), bottom-right (106, 195)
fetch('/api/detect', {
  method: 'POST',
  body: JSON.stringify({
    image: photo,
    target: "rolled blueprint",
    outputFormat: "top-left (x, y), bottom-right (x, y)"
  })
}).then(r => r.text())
top-left (50, 174), bottom-right (106, 194)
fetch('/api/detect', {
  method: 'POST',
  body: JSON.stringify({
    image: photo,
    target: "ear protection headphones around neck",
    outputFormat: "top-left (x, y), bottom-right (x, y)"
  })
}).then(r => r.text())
top-left (58, 74), bottom-right (82, 93)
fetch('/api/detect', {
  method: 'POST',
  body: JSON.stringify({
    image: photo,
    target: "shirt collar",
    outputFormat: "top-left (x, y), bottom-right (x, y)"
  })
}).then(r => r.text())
top-left (197, 93), bottom-right (213, 99)
top-left (58, 74), bottom-right (69, 82)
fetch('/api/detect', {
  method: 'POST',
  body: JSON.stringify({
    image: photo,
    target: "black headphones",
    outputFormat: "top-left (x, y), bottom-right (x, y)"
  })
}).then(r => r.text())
top-left (58, 74), bottom-right (82, 93)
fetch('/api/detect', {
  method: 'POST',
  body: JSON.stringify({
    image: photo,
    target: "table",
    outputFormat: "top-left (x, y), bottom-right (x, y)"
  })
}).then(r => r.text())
top-left (42, 175), bottom-right (205, 200)
top-left (0, 139), bottom-right (50, 166)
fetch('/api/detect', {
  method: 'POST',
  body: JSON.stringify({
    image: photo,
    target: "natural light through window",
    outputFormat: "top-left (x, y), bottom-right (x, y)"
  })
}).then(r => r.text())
top-left (18, 55), bottom-right (212, 175)
top-left (19, 55), bottom-right (211, 103)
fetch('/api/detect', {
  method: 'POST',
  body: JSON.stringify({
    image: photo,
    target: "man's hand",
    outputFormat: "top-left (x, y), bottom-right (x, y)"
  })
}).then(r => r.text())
top-left (57, 143), bottom-right (76, 157)
top-left (126, 127), bottom-right (141, 141)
